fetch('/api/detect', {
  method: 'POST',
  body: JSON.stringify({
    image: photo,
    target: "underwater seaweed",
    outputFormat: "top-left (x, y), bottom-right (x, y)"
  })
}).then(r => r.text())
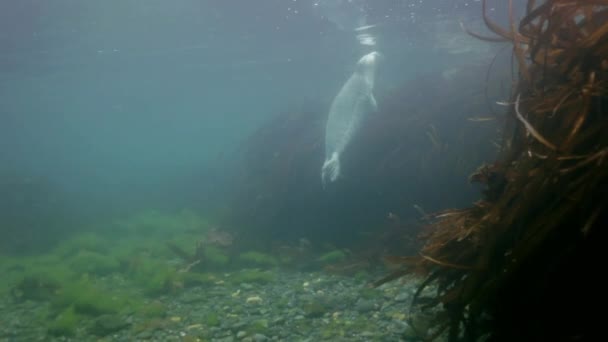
top-left (377, 1), bottom-right (608, 340)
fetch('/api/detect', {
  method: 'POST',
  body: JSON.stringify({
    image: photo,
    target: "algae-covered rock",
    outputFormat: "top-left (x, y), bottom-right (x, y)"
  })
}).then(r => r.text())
top-left (68, 251), bottom-right (120, 275)
top-left (145, 267), bottom-right (179, 295)
top-left (90, 314), bottom-right (130, 336)
top-left (203, 246), bottom-right (230, 267)
top-left (354, 270), bottom-right (370, 282)
top-left (10, 256), bottom-right (75, 301)
top-left (129, 259), bottom-right (179, 296)
top-left (320, 320), bottom-right (346, 339)
top-left (139, 301), bottom-right (167, 318)
top-left (247, 319), bottom-right (269, 334)
top-left (12, 274), bottom-right (61, 301)
top-left (317, 250), bottom-right (348, 264)
top-left (47, 306), bottom-right (80, 337)
top-left (51, 278), bottom-right (135, 316)
top-left (204, 313), bottom-right (220, 327)
top-left (237, 251), bottom-right (279, 268)
top-left (177, 272), bottom-right (216, 288)
top-left (359, 287), bottom-right (382, 300)
top-left (302, 299), bottom-right (330, 318)
top-left (53, 233), bottom-right (110, 257)
top-left (228, 269), bottom-right (276, 285)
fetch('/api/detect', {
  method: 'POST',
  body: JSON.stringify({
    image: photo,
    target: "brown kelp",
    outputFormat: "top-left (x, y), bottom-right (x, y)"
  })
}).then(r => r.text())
top-left (380, 1), bottom-right (608, 340)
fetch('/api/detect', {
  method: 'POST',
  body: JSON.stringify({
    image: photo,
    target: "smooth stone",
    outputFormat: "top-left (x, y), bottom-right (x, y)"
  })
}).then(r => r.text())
top-left (217, 337), bottom-right (235, 342)
top-left (394, 292), bottom-right (409, 302)
top-left (137, 331), bottom-right (153, 339)
top-left (355, 299), bottom-right (376, 313)
top-left (231, 321), bottom-right (248, 330)
top-left (90, 315), bottom-right (130, 336)
top-left (271, 317), bottom-right (285, 325)
top-left (179, 292), bottom-right (205, 304)
top-left (253, 333), bottom-right (268, 342)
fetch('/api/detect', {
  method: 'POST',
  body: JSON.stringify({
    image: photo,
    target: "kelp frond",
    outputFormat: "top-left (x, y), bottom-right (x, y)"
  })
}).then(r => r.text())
top-left (385, 1), bottom-right (608, 340)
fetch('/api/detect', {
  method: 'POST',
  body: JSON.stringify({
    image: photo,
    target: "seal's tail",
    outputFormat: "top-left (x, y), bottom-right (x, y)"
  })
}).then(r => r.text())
top-left (321, 152), bottom-right (341, 186)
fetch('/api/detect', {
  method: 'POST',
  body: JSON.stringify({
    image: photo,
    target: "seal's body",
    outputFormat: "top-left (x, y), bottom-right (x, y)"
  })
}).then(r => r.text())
top-left (322, 51), bottom-right (381, 185)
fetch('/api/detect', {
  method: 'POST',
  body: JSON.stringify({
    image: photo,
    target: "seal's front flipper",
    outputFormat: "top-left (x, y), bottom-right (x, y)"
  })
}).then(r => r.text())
top-left (321, 152), bottom-right (341, 186)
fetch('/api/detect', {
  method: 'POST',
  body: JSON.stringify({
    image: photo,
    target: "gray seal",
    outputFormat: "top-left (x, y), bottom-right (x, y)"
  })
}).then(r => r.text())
top-left (322, 51), bottom-right (381, 185)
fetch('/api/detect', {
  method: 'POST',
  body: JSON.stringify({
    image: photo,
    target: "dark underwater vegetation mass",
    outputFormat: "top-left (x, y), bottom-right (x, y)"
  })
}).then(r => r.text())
top-left (0, 1), bottom-right (538, 341)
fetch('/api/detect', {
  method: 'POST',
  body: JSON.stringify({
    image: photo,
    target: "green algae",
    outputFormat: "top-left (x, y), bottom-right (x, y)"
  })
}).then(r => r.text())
top-left (129, 259), bottom-right (178, 296)
top-left (67, 251), bottom-right (120, 276)
top-left (237, 251), bottom-right (279, 268)
top-left (138, 301), bottom-right (167, 318)
top-left (1, 209), bottom-right (237, 329)
top-left (204, 313), bottom-right (220, 327)
top-left (228, 269), bottom-right (276, 285)
top-left (11, 260), bottom-right (74, 301)
top-left (53, 232), bottom-right (110, 257)
top-left (51, 278), bottom-right (138, 316)
top-left (202, 246), bottom-right (230, 267)
top-left (302, 299), bottom-right (330, 318)
top-left (358, 287), bottom-right (382, 300)
top-left (317, 250), bottom-right (348, 264)
top-left (247, 318), bottom-right (269, 334)
top-left (90, 314), bottom-right (130, 336)
top-left (48, 306), bottom-right (80, 337)
top-left (177, 272), bottom-right (216, 288)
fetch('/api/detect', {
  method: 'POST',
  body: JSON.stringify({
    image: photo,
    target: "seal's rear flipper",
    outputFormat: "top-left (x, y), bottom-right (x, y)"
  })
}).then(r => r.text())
top-left (369, 94), bottom-right (378, 112)
top-left (321, 152), bottom-right (341, 187)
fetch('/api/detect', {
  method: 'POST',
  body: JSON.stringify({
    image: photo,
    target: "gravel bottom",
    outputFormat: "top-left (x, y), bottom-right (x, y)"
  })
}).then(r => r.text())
top-left (0, 270), bottom-right (429, 342)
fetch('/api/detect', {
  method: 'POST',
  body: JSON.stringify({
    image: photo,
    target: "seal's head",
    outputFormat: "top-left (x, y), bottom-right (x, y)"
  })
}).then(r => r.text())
top-left (359, 51), bottom-right (382, 64)
top-left (356, 51), bottom-right (382, 79)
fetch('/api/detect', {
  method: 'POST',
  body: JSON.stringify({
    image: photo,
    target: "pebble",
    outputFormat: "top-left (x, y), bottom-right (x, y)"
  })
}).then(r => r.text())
top-left (241, 283), bottom-right (254, 290)
top-left (137, 331), bottom-right (153, 339)
top-left (394, 292), bottom-right (410, 302)
top-left (271, 317), bottom-right (285, 325)
top-left (253, 333), bottom-right (268, 342)
top-left (231, 321), bottom-right (248, 330)
top-left (0, 269), bottom-right (426, 341)
top-left (246, 296), bottom-right (263, 304)
top-left (355, 299), bottom-right (376, 313)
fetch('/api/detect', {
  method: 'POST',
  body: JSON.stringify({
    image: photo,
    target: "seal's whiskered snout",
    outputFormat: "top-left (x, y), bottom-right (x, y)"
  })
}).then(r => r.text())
top-left (360, 51), bottom-right (382, 64)
top-left (356, 51), bottom-right (382, 78)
